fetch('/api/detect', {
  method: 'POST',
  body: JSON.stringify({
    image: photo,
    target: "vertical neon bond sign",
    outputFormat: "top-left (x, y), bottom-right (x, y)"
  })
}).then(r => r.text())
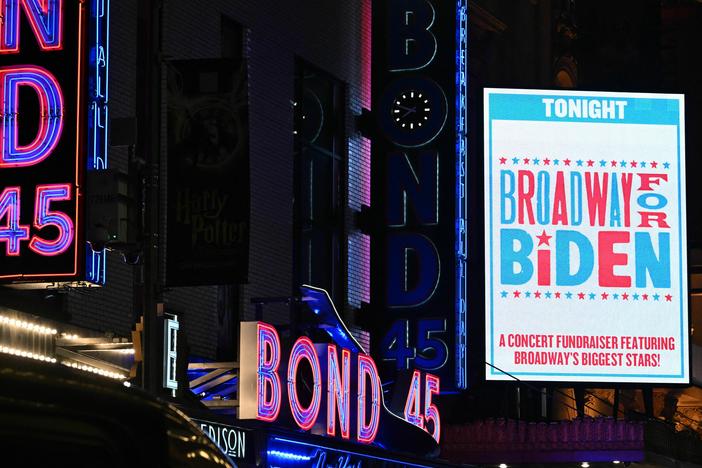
top-left (370, 0), bottom-right (467, 390)
top-left (0, 0), bottom-right (108, 285)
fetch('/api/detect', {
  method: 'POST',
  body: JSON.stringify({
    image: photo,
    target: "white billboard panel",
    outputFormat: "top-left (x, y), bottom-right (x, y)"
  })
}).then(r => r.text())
top-left (484, 88), bottom-right (688, 384)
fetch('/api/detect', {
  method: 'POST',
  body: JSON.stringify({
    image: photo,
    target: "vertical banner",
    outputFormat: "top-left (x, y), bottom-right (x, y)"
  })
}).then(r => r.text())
top-left (166, 59), bottom-right (249, 286)
top-left (484, 88), bottom-right (688, 384)
top-left (370, 0), bottom-right (467, 391)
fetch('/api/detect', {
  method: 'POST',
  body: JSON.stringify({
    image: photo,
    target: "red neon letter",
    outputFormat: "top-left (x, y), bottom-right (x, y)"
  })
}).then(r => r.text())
top-left (0, 186), bottom-right (29, 255)
top-left (424, 373), bottom-right (441, 443)
top-left (256, 323), bottom-right (281, 422)
top-left (0, 0), bottom-right (63, 53)
top-left (357, 354), bottom-right (381, 444)
top-left (0, 66), bottom-right (63, 167)
top-left (404, 370), bottom-right (424, 429)
top-left (326, 344), bottom-right (351, 439)
top-left (29, 184), bottom-right (73, 256)
top-left (287, 336), bottom-right (322, 431)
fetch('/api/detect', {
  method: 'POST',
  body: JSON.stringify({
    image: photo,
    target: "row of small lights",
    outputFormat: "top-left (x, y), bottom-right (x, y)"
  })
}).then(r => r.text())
top-left (499, 463), bottom-right (623, 468)
top-left (0, 315), bottom-right (57, 335)
top-left (61, 361), bottom-right (127, 380)
top-left (0, 345), bottom-right (56, 363)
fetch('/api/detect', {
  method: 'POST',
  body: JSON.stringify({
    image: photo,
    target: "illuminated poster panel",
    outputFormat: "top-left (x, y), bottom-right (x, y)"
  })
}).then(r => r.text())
top-left (484, 88), bottom-right (688, 384)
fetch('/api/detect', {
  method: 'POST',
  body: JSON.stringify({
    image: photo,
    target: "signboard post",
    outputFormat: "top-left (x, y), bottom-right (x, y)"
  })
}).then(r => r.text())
top-left (484, 88), bottom-right (688, 384)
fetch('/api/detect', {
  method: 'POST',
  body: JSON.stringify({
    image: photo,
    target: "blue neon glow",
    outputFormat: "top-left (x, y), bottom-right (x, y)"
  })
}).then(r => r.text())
top-left (454, 0), bottom-right (468, 390)
top-left (0, 0), bottom-right (63, 53)
top-left (86, 0), bottom-right (110, 285)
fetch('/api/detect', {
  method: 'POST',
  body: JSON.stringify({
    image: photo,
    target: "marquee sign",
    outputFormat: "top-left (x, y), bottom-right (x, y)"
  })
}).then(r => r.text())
top-left (370, 0), bottom-right (468, 391)
top-left (0, 0), bottom-right (109, 285)
top-left (484, 88), bottom-right (688, 384)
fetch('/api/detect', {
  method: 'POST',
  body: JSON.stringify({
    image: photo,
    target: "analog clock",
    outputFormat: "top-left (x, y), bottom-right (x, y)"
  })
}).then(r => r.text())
top-left (378, 77), bottom-right (447, 147)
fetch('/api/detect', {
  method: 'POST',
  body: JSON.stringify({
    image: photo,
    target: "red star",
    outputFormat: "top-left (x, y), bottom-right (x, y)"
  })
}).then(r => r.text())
top-left (665, 294), bottom-right (672, 302)
top-left (513, 290), bottom-right (521, 298)
top-left (577, 292), bottom-right (585, 300)
top-left (587, 160), bottom-right (594, 167)
top-left (622, 293), bottom-right (629, 300)
top-left (630, 160), bottom-right (638, 168)
top-left (534, 291), bottom-right (542, 299)
top-left (536, 230), bottom-right (552, 246)
top-left (523, 157), bottom-right (530, 164)
top-left (642, 294), bottom-right (648, 301)
top-left (555, 292), bottom-right (561, 299)
top-left (563, 158), bottom-right (571, 166)
top-left (601, 292), bottom-right (608, 300)
top-left (651, 161), bottom-right (658, 168)
top-left (611, 160), bottom-right (618, 167)
top-left (499, 157), bottom-right (507, 164)
top-left (544, 158), bottom-right (551, 165)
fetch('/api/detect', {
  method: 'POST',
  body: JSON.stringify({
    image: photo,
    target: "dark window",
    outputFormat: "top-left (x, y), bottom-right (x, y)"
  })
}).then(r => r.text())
top-left (294, 62), bottom-right (346, 305)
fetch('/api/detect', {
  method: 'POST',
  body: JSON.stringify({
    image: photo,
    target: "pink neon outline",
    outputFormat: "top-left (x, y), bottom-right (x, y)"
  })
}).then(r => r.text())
top-left (0, 66), bottom-right (64, 168)
top-left (424, 373), bottom-right (441, 443)
top-left (356, 354), bottom-right (380, 444)
top-left (256, 322), bottom-right (281, 423)
top-left (28, 183), bottom-right (73, 256)
top-left (0, 186), bottom-right (30, 256)
top-left (326, 344), bottom-right (351, 439)
top-left (403, 370), bottom-right (424, 429)
top-left (287, 336), bottom-right (322, 431)
top-left (0, 0), bottom-right (64, 54)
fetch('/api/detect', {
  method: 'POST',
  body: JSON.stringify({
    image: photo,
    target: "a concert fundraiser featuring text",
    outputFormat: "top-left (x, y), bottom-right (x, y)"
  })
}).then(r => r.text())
top-left (484, 88), bottom-right (688, 384)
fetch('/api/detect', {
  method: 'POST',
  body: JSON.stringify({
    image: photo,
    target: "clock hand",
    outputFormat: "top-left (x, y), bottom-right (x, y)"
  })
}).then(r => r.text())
top-left (400, 107), bottom-right (417, 118)
top-left (396, 104), bottom-right (415, 112)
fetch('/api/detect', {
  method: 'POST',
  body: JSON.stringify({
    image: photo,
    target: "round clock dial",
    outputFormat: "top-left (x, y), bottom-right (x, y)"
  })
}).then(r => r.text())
top-left (392, 90), bottom-right (432, 131)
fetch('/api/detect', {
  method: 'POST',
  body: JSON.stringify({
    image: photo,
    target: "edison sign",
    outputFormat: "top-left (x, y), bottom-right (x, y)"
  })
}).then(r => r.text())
top-left (0, 0), bottom-right (100, 283)
top-left (485, 88), bottom-right (688, 384)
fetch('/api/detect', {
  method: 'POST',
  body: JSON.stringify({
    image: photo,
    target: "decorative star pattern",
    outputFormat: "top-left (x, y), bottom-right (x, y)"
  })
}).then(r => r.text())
top-left (498, 157), bottom-right (672, 170)
top-left (496, 289), bottom-right (673, 302)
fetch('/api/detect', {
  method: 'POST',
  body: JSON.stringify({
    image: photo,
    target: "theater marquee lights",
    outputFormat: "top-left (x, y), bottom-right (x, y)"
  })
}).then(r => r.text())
top-left (0, 0), bottom-right (109, 285)
top-left (238, 321), bottom-right (441, 445)
top-left (484, 88), bottom-right (688, 384)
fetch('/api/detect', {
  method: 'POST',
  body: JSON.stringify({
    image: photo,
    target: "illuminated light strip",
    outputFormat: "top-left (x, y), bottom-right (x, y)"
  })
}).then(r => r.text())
top-left (287, 336), bottom-right (322, 431)
top-left (257, 322), bottom-right (282, 422)
top-left (326, 344), bottom-right (351, 439)
top-left (61, 360), bottom-right (126, 380)
top-left (0, 66), bottom-right (64, 167)
top-left (266, 450), bottom-right (311, 462)
top-left (0, 0), bottom-right (64, 53)
top-left (0, 345), bottom-right (56, 362)
top-left (29, 184), bottom-right (74, 255)
top-left (454, 0), bottom-right (468, 390)
top-left (0, 187), bottom-right (30, 255)
top-left (356, 353), bottom-right (380, 444)
top-left (0, 315), bottom-right (57, 335)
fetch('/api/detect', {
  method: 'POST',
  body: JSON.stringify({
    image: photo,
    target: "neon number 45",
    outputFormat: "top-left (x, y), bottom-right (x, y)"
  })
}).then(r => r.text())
top-left (0, 184), bottom-right (73, 256)
top-left (404, 371), bottom-right (441, 443)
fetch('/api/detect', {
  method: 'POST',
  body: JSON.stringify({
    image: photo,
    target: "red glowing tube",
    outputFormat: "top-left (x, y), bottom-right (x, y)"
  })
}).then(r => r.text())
top-left (287, 336), bottom-right (322, 431)
top-left (424, 373), bottom-right (441, 443)
top-left (256, 322), bottom-right (282, 422)
top-left (326, 344), bottom-right (351, 439)
top-left (356, 353), bottom-right (380, 444)
top-left (0, 0), bottom-right (63, 54)
top-left (403, 370), bottom-right (424, 429)
top-left (29, 184), bottom-right (73, 255)
top-left (0, 186), bottom-right (29, 255)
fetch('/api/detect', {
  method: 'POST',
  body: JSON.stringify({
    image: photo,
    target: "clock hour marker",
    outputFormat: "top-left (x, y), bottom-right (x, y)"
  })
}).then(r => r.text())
top-left (402, 94), bottom-right (406, 99)
top-left (396, 117), bottom-right (400, 121)
top-left (418, 123), bottom-right (422, 127)
top-left (402, 123), bottom-right (406, 128)
top-left (424, 99), bottom-right (428, 103)
top-left (396, 101), bottom-right (401, 105)
top-left (424, 108), bottom-right (430, 112)
top-left (410, 123), bottom-right (414, 129)
top-left (394, 109), bottom-right (400, 113)
top-left (418, 93), bottom-right (423, 98)
top-left (424, 116), bottom-right (428, 120)
top-left (411, 91), bottom-right (414, 98)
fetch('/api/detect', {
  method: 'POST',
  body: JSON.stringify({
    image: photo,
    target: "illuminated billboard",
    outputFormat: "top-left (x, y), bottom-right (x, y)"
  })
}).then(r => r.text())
top-left (484, 88), bottom-right (688, 384)
top-left (0, 0), bottom-right (109, 285)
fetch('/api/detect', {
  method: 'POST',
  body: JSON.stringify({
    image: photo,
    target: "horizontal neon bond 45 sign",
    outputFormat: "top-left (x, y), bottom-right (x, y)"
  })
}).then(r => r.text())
top-left (484, 88), bottom-right (688, 384)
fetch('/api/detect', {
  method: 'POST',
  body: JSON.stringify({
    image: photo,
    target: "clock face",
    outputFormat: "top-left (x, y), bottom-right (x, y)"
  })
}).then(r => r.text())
top-left (378, 77), bottom-right (447, 147)
top-left (392, 90), bottom-right (432, 131)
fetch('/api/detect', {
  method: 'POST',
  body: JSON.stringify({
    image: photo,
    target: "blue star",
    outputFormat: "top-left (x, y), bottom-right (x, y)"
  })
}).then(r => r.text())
top-left (512, 157), bottom-right (519, 164)
top-left (663, 162), bottom-right (670, 169)
top-left (589, 292), bottom-right (596, 300)
top-left (613, 293), bottom-right (619, 300)
top-left (533, 158), bottom-right (540, 165)
top-left (576, 159), bottom-right (584, 167)
top-left (565, 292), bottom-right (573, 299)
top-left (633, 293), bottom-right (639, 300)
top-left (620, 160), bottom-right (627, 167)
top-left (525, 291), bottom-right (531, 298)
top-left (500, 291), bottom-right (508, 298)
top-left (599, 160), bottom-right (607, 167)
top-left (640, 161), bottom-right (647, 168)
top-left (553, 159), bottom-right (560, 166)
top-left (653, 293), bottom-right (660, 301)
top-left (545, 291), bottom-right (552, 299)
